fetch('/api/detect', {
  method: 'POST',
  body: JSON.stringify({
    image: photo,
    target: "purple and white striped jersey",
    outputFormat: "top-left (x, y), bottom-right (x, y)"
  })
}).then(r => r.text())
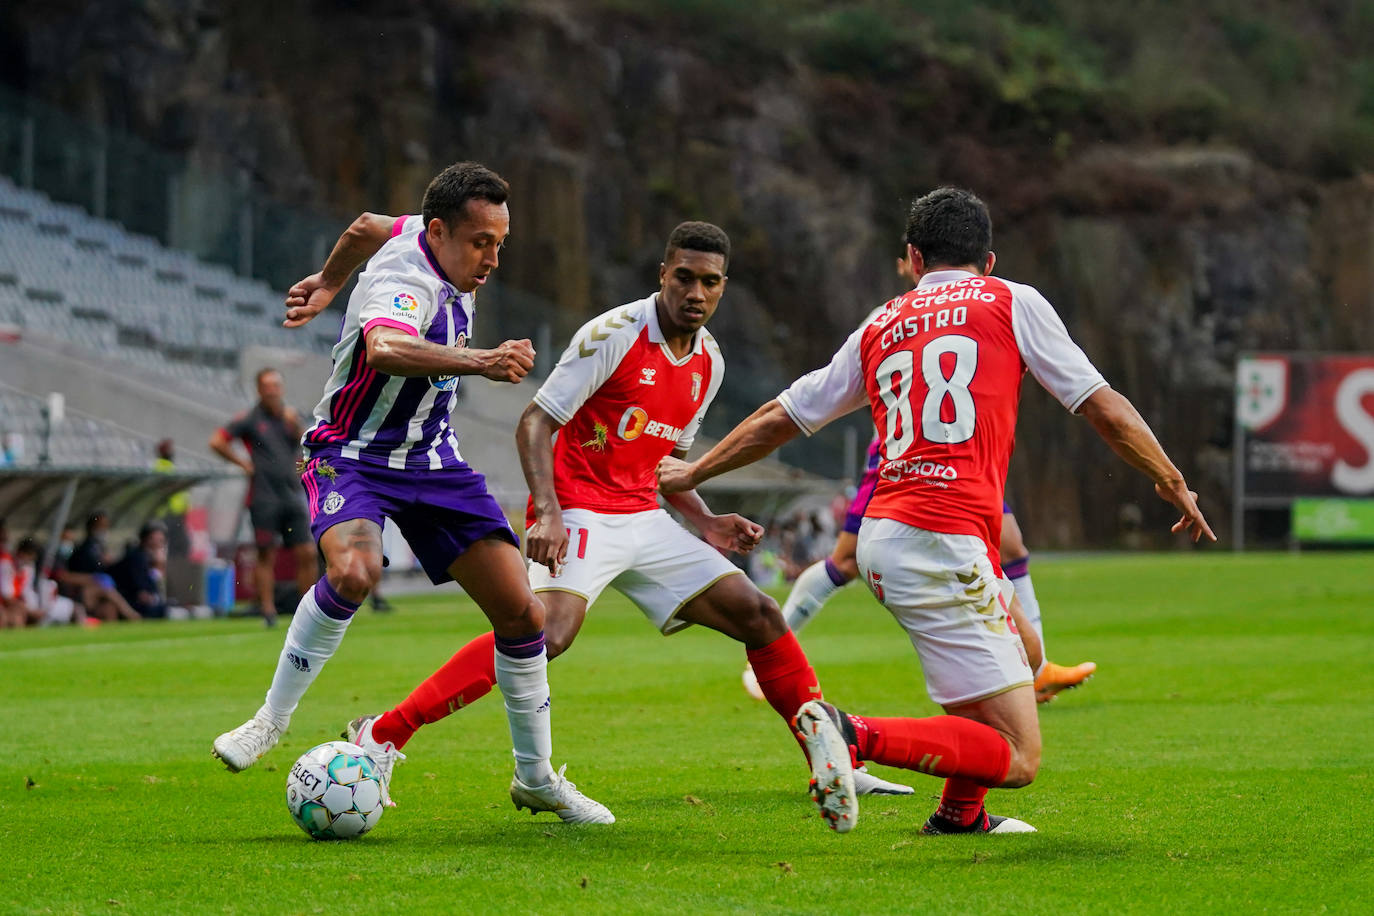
top-left (303, 215), bottom-right (475, 470)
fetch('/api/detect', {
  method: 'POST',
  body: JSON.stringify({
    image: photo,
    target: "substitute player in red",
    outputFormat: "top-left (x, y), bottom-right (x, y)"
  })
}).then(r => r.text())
top-left (659, 188), bottom-right (1215, 835)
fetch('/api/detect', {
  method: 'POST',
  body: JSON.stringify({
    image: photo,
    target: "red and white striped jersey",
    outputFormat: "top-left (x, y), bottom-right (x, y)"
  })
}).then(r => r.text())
top-left (778, 270), bottom-right (1107, 557)
top-left (531, 295), bottom-right (725, 518)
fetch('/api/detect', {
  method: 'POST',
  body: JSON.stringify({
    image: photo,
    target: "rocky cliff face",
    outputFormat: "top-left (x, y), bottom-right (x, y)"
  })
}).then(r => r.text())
top-left (6, 0), bottom-right (1372, 546)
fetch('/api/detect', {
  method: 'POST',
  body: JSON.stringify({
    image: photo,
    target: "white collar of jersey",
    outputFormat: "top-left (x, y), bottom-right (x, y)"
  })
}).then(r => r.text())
top-left (916, 269), bottom-right (979, 289)
top-left (646, 295), bottom-right (706, 359)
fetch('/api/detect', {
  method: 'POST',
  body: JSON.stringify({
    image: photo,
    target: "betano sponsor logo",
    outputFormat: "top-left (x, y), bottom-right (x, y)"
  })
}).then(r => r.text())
top-left (616, 406), bottom-right (682, 442)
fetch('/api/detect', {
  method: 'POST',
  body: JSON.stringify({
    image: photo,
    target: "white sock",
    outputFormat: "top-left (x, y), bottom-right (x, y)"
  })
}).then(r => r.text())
top-left (262, 581), bottom-right (357, 724)
top-left (495, 637), bottom-right (554, 786)
top-left (781, 560), bottom-right (847, 633)
top-left (1010, 572), bottom-right (1045, 656)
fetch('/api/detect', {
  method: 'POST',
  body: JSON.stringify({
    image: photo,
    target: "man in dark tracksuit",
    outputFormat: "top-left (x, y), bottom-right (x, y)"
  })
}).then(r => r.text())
top-left (210, 367), bottom-right (318, 625)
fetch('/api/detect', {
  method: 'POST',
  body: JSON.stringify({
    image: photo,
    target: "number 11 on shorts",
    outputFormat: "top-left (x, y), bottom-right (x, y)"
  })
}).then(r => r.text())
top-left (564, 527), bottom-right (589, 560)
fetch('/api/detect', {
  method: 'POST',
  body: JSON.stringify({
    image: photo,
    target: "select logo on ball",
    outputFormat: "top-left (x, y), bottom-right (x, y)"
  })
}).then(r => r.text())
top-left (617, 406), bottom-right (649, 440)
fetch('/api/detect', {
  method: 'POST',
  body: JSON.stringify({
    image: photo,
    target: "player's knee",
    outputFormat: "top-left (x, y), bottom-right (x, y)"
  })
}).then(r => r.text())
top-left (1000, 533), bottom-right (1028, 563)
top-left (330, 554), bottom-right (381, 602)
top-left (736, 593), bottom-right (786, 645)
top-left (1002, 737), bottom-right (1042, 788)
top-left (505, 592), bottom-right (546, 636)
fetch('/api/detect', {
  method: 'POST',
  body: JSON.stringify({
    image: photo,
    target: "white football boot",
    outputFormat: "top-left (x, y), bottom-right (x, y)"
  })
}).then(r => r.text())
top-left (510, 765), bottom-right (615, 824)
top-left (344, 714), bottom-right (406, 808)
top-left (853, 765), bottom-right (914, 796)
top-left (793, 700), bottom-right (858, 833)
top-left (212, 705), bottom-right (285, 772)
top-left (921, 808), bottom-right (1037, 835)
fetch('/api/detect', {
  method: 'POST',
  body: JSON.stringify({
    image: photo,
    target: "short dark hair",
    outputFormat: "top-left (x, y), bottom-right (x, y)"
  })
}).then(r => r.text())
top-left (15, 536), bottom-right (37, 556)
top-left (422, 162), bottom-right (510, 229)
top-left (86, 511), bottom-right (108, 532)
top-left (904, 188), bottom-right (992, 270)
top-left (664, 221), bottom-right (730, 271)
top-left (255, 367), bottom-right (279, 386)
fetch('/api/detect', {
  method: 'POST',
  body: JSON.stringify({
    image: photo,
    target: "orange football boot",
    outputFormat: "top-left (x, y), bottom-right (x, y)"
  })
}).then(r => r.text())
top-left (1034, 660), bottom-right (1097, 703)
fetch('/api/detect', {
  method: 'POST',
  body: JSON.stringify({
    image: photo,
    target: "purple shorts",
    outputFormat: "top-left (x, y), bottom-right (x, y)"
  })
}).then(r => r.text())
top-left (301, 456), bottom-right (516, 585)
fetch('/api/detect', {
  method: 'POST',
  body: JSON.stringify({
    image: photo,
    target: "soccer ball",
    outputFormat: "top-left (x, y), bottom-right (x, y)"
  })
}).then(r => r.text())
top-left (285, 741), bottom-right (385, 840)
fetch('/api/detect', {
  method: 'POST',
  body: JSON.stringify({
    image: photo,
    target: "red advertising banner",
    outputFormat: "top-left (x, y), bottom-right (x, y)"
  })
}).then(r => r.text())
top-left (1237, 354), bottom-right (1374, 498)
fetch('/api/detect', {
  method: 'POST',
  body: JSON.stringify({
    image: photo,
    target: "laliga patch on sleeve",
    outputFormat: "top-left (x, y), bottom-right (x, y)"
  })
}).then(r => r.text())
top-left (392, 292), bottom-right (420, 314)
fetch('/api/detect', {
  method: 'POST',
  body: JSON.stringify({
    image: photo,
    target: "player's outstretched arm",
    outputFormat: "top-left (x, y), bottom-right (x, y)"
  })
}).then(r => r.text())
top-left (516, 402), bottom-right (569, 574)
top-left (662, 450), bottom-right (764, 554)
top-left (365, 326), bottom-right (535, 381)
top-left (1078, 387), bottom-right (1216, 542)
top-left (657, 399), bottom-right (803, 495)
top-left (283, 212), bottom-right (397, 328)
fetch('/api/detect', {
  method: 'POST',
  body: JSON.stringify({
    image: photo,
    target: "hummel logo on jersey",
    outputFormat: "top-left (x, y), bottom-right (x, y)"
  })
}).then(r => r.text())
top-left (691, 372), bottom-right (702, 401)
top-left (640, 368), bottom-right (657, 386)
top-left (288, 652), bottom-right (310, 672)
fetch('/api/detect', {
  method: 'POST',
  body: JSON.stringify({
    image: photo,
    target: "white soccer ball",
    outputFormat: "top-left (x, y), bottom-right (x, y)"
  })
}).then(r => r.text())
top-left (285, 741), bottom-right (385, 840)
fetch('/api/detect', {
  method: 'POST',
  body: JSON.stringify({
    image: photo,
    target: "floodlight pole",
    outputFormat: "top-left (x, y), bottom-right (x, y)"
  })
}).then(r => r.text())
top-left (1232, 412), bottom-right (1245, 552)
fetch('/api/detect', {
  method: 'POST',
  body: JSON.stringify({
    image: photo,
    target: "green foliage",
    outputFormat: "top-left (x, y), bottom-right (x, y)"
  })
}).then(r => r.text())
top-left (589, 0), bottom-right (1374, 177)
top-left (3, 553), bottom-right (1373, 912)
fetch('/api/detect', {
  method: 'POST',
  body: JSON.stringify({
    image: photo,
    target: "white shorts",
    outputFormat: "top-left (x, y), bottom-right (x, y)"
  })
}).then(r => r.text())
top-left (526, 508), bottom-right (744, 634)
top-left (856, 517), bottom-right (1032, 707)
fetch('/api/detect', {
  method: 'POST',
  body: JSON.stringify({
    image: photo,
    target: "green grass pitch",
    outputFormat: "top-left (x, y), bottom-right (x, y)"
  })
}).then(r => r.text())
top-left (3, 552), bottom-right (1372, 914)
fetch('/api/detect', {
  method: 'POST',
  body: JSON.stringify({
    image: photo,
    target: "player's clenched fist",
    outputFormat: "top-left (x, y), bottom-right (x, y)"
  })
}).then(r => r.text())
top-left (656, 456), bottom-right (696, 494)
top-left (701, 513), bottom-right (764, 554)
top-left (283, 273), bottom-right (340, 328)
top-left (482, 339), bottom-right (536, 383)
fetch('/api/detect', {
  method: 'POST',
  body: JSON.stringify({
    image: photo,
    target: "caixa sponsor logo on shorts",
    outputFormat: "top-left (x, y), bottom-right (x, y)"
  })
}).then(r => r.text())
top-left (616, 406), bottom-right (682, 442)
top-left (879, 458), bottom-right (958, 483)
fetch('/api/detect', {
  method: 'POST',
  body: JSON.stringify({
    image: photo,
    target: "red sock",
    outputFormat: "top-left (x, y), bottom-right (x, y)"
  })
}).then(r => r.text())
top-left (850, 715), bottom-right (1010, 786)
top-left (937, 778), bottom-right (990, 826)
top-left (371, 632), bottom-right (497, 749)
top-left (746, 631), bottom-right (823, 724)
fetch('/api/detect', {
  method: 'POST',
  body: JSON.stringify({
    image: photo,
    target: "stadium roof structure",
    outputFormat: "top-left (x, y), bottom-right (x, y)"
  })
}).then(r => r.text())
top-left (0, 383), bottom-right (233, 538)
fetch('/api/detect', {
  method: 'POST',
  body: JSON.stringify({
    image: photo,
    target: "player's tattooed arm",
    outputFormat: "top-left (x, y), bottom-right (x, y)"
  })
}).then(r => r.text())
top-left (657, 399), bottom-right (802, 494)
top-left (663, 452), bottom-right (764, 554)
top-left (284, 212), bottom-right (397, 328)
top-left (516, 402), bottom-right (569, 574)
top-left (365, 327), bottom-right (535, 382)
top-left (1078, 387), bottom-right (1216, 542)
